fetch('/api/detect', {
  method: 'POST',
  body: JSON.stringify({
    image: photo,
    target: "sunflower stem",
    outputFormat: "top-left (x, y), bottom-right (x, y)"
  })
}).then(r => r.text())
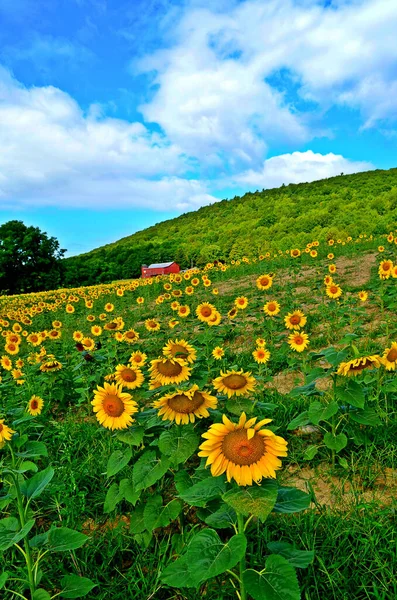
top-left (236, 511), bottom-right (247, 600)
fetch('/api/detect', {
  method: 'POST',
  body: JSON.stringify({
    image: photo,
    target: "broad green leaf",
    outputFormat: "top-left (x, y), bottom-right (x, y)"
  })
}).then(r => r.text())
top-left (336, 380), bottom-right (365, 409)
top-left (15, 441), bottom-right (47, 458)
top-left (0, 572), bottom-right (9, 589)
top-left (226, 397), bottom-right (255, 415)
top-left (308, 401), bottom-right (338, 425)
top-left (273, 487), bottom-right (311, 513)
top-left (20, 466), bottom-right (54, 499)
top-left (204, 504), bottom-right (237, 529)
top-left (106, 447), bottom-right (132, 477)
top-left (104, 483), bottom-right (122, 514)
top-left (60, 575), bottom-right (96, 598)
top-left (33, 590), bottom-right (51, 600)
top-left (143, 495), bottom-right (182, 531)
top-left (243, 555), bottom-right (300, 600)
top-left (267, 542), bottom-right (314, 568)
top-left (349, 409), bottom-right (381, 426)
top-left (48, 527), bottom-right (88, 552)
top-left (158, 426), bottom-right (199, 465)
top-left (29, 531), bottom-right (49, 549)
top-left (161, 555), bottom-right (196, 588)
top-left (117, 427), bottom-right (144, 446)
top-left (18, 461), bottom-right (38, 473)
top-left (287, 411), bottom-right (310, 431)
top-left (323, 432), bottom-right (347, 452)
top-left (303, 445), bottom-right (319, 461)
top-left (120, 479), bottom-right (140, 506)
top-left (223, 480), bottom-right (278, 520)
top-left (129, 505), bottom-right (146, 534)
top-left (132, 451), bottom-right (170, 491)
top-left (0, 517), bottom-right (35, 551)
top-left (178, 476), bottom-right (226, 508)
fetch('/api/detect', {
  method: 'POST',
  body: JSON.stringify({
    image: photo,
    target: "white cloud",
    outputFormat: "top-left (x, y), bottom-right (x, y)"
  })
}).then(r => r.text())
top-left (138, 0), bottom-right (397, 162)
top-left (234, 150), bottom-right (373, 189)
top-left (0, 67), bottom-right (218, 210)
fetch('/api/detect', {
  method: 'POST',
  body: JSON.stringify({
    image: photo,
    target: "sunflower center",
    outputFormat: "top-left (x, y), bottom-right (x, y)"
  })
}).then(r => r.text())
top-left (148, 321), bottom-right (157, 328)
top-left (260, 277), bottom-right (269, 286)
top-left (170, 344), bottom-right (188, 358)
top-left (268, 303), bottom-right (276, 311)
top-left (0, 424), bottom-right (3, 433)
top-left (200, 307), bottom-right (212, 317)
top-left (125, 331), bottom-right (137, 339)
top-left (294, 336), bottom-right (304, 345)
top-left (31, 400), bottom-right (38, 409)
top-left (134, 355), bottom-right (142, 363)
top-left (290, 315), bottom-right (301, 325)
top-left (107, 322), bottom-right (117, 330)
top-left (330, 286), bottom-right (338, 294)
top-left (222, 430), bottom-right (265, 465)
top-left (383, 262), bottom-right (391, 270)
top-left (387, 348), bottom-right (397, 362)
top-left (121, 368), bottom-right (137, 382)
top-left (222, 374), bottom-right (247, 390)
top-left (102, 394), bottom-right (125, 417)
top-left (168, 393), bottom-right (204, 413)
top-left (157, 360), bottom-right (183, 377)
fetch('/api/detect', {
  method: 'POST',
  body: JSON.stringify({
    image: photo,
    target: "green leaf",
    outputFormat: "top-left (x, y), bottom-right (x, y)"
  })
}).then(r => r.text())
top-left (308, 401), bottom-right (338, 425)
top-left (15, 441), bottom-right (48, 458)
top-left (204, 504), bottom-right (237, 529)
top-left (323, 432), bottom-right (347, 453)
top-left (29, 531), bottom-right (50, 549)
top-left (103, 483), bottom-right (122, 514)
top-left (60, 575), bottom-right (96, 598)
top-left (0, 572), bottom-right (9, 589)
top-left (120, 479), bottom-right (140, 506)
top-left (336, 380), bottom-right (365, 409)
top-left (0, 517), bottom-right (35, 551)
top-left (129, 505), bottom-right (146, 534)
top-left (33, 590), bottom-right (51, 600)
top-left (303, 445), bottom-right (319, 461)
top-left (161, 529), bottom-right (246, 588)
top-left (117, 427), bottom-right (144, 446)
top-left (287, 411), bottom-right (310, 431)
top-left (158, 426), bottom-right (199, 465)
top-left (273, 487), bottom-right (311, 513)
top-left (48, 527), bottom-right (88, 552)
top-left (223, 480), bottom-right (278, 521)
top-left (267, 542), bottom-right (314, 568)
top-left (132, 451), bottom-right (170, 491)
top-left (20, 466), bottom-right (54, 499)
top-left (179, 476), bottom-right (226, 508)
top-left (106, 447), bottom-right (132, 477)
top-left (226, 397), bottom-right (255, 415)
top-left (143, 495), bottom-right (182, 531)
top-left (349, 409), bottom-right (381, 426)
top-left (18, 460), bottom-right (39, 473)
top-left (243, 555), bottom-right (300, 600)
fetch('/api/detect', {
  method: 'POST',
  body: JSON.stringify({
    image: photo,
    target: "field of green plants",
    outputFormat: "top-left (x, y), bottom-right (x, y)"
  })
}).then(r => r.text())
top-left (1, 234), bottom-right (396, 600)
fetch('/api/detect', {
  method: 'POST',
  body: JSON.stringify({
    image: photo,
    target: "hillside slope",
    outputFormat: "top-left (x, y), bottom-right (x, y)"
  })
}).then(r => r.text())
top-left (63, 167), bottom-right (397, 286)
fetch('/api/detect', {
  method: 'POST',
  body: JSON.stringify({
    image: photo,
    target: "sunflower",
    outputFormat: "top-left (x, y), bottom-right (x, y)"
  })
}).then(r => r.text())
top-left (381, 343), bottom-right (397, 370)
top-left (323, 275), bottom-right (333, 286)
top-left (284, 310), bottom-right (307, 330)
top-left (358, 290), bottom-right (368, 302)
top-left (149, 357), bottom-right (191, 385)
top-left (65, 304), bottom-right (75, 314)
top-left (310, 250), bottom-right (317, 258)
top-left (7, 333), bottom-right (21, 344)
top-left (235, 296), bottom-right (249, 310)
top-left (91, 325), bottom-right (102, 336)
top-left (191, 277), bottom-right (200, 286)
top-left (87, 314), bottom-right (95, 322)
top-left (123, 329), bottom-right (140, 343)
top-left (52, 320), bottom-right (62, 328)
top-left (177, 305), bottom-right (190, 318)
top-left (0, 420), bottom-right (15, 444)
top-left (104, 303), bottom-right (114, 312)
top-left (185, 286), bottom-right (194, 295)
top-left (129, 351), bottom-right (147, 366)
top-left (198, 412), bottom-right (288, 486)
top-left (378, 246), bottom-right (385, 252)
top-left (1, 355), bottom-right (12, 370)
top-left (73, 331), bottom-right (84, 342)
top-left (329, 264), bottom-right (337, 274)
top-left (263, 301), bottom-right (280, 317)
top-left (208, 311), bottom-right (222, 326)
top-left (40, 359), bottom-right (62, 372)
top-left (255, 337), bottom-right (266, 347)
top-left (290, 249), bottom-right (301, 258)
top-left (326, 283), bottom-right (342, 299)
top-left (27, 395), bottom-right (44, 416)
top-left (387, 233), bottom-right (394, 243)
top-left (27, 333), bottom-right (41, 346)
top-left (213, 369), bottom-right (256, 398)
top-left (114, 364), bottom-right (144, 389)
top-left (252, 347), bottom-right (270, 364)
top-left (327, 253), bottom-right (334, 260)
top-left (212, 346), bottom-right (225, 360)
top-left (82, 337), bottom-right (95, 351)
top-left (379, 260), bottom-right (393, 279)
top-left (153, 384), bottom-right (217, 424)
top-left (5, 342), bottom-right (19, 355)
top-left (163, 338), bottom-right (197, 363)
top-left (288, 331), bottom-right (310, 352)
top-left (256, 274), bottom-right (273, 291)
top-left (145, 319), bottom-right (160, 332)
top-left (196, 302), bottom-right (216, 323)
top-left (91, 382), bottom-right (138, 430)
top-left (337, 355), bottom-right (382, 377)
top-left (48, 329), bottom-right (61, 340)
top-left (168, 319), bottom-right (179, 329)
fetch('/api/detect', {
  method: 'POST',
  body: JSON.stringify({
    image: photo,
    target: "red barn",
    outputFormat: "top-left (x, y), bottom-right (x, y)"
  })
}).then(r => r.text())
top-left (141, 261), bottom-right (180, 279)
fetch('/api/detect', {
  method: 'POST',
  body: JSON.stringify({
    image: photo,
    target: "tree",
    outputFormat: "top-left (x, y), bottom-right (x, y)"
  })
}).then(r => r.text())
top-left (0, 221), bottom-right (66, 294)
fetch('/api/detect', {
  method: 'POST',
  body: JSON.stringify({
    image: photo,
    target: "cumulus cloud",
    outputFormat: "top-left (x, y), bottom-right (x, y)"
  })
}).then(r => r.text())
top-left (138, 0), bottom-right (397, 163)
top-left (234, 150), bottom-right (373, 189)
top-left (0, 67), bottom-right (218, 210)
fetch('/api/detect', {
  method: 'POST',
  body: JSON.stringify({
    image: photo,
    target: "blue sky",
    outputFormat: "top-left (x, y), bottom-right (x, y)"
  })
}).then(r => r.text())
top-left (0, 0), bottom-right (397, 256)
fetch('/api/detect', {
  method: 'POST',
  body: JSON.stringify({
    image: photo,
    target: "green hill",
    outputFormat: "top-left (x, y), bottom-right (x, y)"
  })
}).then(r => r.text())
top-left (63, 167), bottom-right (397, 286)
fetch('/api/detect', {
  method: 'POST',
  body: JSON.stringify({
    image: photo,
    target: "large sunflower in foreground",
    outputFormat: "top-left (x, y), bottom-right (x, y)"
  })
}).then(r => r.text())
top-left (213, 369), bottom-right (256, 398)
top-left (198, 412), bottom-right (288, 486)
top-left (163, 338), bottom-right (197, 364)
top-left (114, 364), bottom-right (144, 390)
top-left (336, 355), bottom-right (382, 377)
top-left (284, 310), bottom-right (307, 330)
top-left (149, 357), bottom-right (191, 385)
top-left (381, 343), bottom-right (397, 370)
top-left (153, 385), bottom-right (217, 424)
top-left (91, 382), bottom-right (138, 430)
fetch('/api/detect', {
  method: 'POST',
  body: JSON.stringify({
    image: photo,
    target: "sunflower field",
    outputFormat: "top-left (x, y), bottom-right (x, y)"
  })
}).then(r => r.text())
top-left (1, 233), bottom-right (397, 600)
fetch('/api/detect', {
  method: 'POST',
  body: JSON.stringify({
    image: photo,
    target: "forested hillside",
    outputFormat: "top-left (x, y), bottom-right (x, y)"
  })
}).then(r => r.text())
top-left (63, 168), bottom-right (397, 286)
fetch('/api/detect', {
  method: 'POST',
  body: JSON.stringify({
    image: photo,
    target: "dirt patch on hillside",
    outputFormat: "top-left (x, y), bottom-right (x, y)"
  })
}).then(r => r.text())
top-left (336, 253), bottom-right (377, 287)
top-left (265, 371), bottom-right (304, 395)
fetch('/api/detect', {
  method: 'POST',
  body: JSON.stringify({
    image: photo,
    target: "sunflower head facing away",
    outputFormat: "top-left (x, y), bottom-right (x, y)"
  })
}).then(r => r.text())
top-left (381, 343), bottom-right (397, 371)
top-left (163, 338), bottom-right (197, 364)
top-left (198, 412), bottom-right (288, 486)
top-left (213, 369), bottom-right (256, 398)
top-left (91, 382), bottom-right (138, 430)
top-left (337, 355), bottom-right (382, 377)
top-left (153, 384), bottom-right (217, 424)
